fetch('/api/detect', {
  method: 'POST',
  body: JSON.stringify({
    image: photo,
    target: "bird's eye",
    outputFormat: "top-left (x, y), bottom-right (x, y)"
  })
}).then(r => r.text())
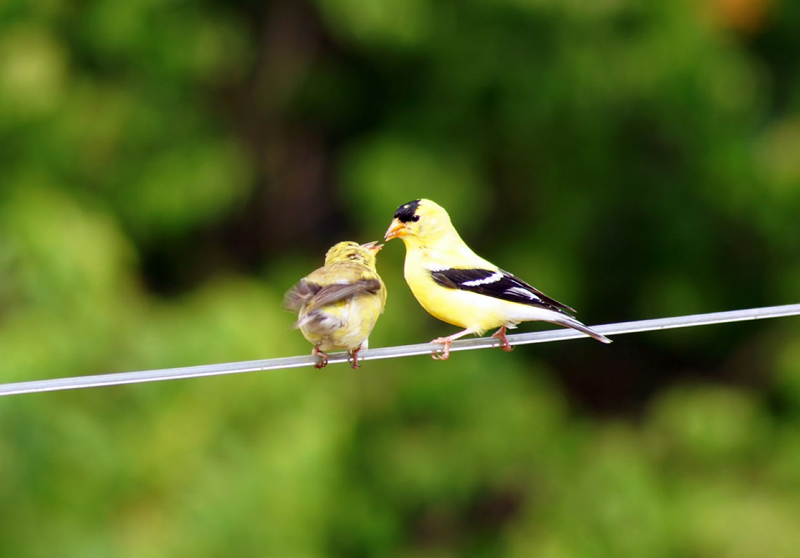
top-left (348, 253), bottom-right (359, 260)
top-left (411, 215), bottom-right (420, 222)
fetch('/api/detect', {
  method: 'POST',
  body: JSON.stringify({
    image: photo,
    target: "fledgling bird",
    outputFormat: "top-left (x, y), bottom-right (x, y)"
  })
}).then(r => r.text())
top-left (283, 241), bottom-right (387, 369)
top-left (384, 199), bottom-right (611, 360)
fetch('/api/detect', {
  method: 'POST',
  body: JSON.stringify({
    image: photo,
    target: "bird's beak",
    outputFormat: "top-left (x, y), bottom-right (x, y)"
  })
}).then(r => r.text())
top-left (384, 218), bottom-right (408, 241)
top-left (361, 240), bottom-right (383, 254)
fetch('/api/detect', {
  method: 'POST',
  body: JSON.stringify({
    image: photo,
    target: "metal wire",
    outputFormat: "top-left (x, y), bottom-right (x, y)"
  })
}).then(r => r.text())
top-left (1, 303), bottom-right (799, 397)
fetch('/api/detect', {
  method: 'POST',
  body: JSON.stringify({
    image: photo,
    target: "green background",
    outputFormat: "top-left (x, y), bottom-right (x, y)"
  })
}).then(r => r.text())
top-left (2, 0), bottom-right (800, 556)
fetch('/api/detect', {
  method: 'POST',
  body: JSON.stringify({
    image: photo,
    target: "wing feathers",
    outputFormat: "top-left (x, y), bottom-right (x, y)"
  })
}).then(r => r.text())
top-left (430, 268), bottom-right (576, 314)
top-left (282, 278), bottom-right (321, 312)
top-left (284, 278), bottom-right (382, 314)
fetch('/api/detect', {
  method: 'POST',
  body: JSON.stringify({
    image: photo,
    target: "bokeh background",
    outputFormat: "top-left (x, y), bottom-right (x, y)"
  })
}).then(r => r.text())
top-left (2, 0), bottom-right (800, 556)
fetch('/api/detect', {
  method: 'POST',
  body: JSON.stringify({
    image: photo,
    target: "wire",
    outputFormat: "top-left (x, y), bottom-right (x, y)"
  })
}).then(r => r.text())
top-left (1, 303), bottom-right (799, 397)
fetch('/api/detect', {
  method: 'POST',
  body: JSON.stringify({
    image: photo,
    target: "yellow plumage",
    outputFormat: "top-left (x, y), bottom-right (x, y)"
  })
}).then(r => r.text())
top-left (283, 241), bottom-right (387, 368)
top-left (384, 199), bottom-right (610, 359)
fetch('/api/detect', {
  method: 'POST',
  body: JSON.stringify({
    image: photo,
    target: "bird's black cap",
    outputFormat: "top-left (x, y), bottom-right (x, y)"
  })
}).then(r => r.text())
top-left (393, 200), bottom-right (421, 222)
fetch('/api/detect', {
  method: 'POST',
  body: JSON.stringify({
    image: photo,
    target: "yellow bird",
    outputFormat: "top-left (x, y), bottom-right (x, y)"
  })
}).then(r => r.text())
top-left (283, 241), bottom-right (387, 368)
top-left (384, 199), bottom-right (611, 360)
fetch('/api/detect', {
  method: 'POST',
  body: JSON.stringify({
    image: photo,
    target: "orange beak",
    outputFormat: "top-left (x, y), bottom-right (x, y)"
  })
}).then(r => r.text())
top-left (384, 218), bottom-right (408, 241)
top-left (361, 240), bottom-right (384, 254)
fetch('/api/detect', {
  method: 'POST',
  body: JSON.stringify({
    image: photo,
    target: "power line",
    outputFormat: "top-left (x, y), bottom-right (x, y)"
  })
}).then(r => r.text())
top-left (1, 303), bottom-right (799, 397)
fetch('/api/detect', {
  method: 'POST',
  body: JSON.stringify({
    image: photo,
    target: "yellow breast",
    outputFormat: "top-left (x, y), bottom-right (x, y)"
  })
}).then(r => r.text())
top-left (403, 254), bottom-right (507, 335)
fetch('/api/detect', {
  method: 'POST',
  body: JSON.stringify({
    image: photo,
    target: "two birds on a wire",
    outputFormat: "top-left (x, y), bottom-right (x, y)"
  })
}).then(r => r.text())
top-left (283, 199), bottom-right (611, 368)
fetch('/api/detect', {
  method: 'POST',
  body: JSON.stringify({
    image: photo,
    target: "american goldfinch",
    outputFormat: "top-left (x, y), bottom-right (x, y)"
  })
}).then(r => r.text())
top-left (283, 241), bottom-right (387, 368)
top-left (384, 199), bottom-right (611, 360)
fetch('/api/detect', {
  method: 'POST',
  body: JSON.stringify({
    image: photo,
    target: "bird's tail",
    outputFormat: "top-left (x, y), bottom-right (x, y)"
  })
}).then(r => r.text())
top-left (553, 316), bottom-right (612, 344)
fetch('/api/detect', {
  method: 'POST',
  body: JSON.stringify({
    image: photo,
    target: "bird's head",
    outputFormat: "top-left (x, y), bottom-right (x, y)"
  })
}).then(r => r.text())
top-left (384, 199), bottom-right (453, 246)
top-left (324, 240), bottom-right (383, 268)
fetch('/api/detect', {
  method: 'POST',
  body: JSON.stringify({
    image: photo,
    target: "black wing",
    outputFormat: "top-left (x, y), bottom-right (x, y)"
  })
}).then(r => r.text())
top-left (430, 268), bottom-right (575, 314)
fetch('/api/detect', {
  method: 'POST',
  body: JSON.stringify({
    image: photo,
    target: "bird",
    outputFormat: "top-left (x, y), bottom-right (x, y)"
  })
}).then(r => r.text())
top-left (384, 199), bottom-right (611, 360)
top-left (283, 241), bottom-right (387, 369)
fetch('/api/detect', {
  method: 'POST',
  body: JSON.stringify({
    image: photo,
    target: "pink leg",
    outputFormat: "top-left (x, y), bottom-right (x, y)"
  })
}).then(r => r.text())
top-left (491, 326), bottom-right (514, 352)
top-left (349, 348), bottom-right (361, 369)
top-left (430, 329), bottom-right (474, 361)
top-left (312, 346), bottom-right (329, 369)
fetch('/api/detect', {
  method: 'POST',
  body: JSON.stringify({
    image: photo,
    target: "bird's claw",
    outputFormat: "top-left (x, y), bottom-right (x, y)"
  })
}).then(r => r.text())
top-left (349, 348), bottom-right (361, 369)
top-left (312, 347), bottom-right (329, 369)
top-left (430, 338), bottom-right (452, 360)
top-left (491, 326), bottom-right (514, 352)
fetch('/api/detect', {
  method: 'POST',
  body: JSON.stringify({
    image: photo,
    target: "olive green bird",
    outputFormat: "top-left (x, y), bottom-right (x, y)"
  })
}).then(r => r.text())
top-left (283, 241), bottom-right (387, 369)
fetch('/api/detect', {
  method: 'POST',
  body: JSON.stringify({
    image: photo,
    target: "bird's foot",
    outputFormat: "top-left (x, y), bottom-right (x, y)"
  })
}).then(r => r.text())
top-left (312, 347), bottom-right (329, 369)
top-left (430, 337), bottom-right (452, 360)
top-left (491, 326), bottom-right (514, 352)
top-left (349, 348), bottom-right (361, 369)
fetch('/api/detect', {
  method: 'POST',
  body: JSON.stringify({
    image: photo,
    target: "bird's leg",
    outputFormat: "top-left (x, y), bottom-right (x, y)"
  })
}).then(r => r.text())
top-left (349, 339), bottom-right (369, 369)
top-left (430, 329), bottom-right (474, 361)
top-left (491, 326), bottom-right (514, 352)
top-left (312, 346), bottom-right (329, 369)
top-left (348, 348), bottom-right (361, 369)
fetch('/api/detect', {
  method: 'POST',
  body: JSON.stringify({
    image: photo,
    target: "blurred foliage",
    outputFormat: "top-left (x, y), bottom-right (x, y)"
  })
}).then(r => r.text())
top-left (2, 0), bottom-right (800, 556)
